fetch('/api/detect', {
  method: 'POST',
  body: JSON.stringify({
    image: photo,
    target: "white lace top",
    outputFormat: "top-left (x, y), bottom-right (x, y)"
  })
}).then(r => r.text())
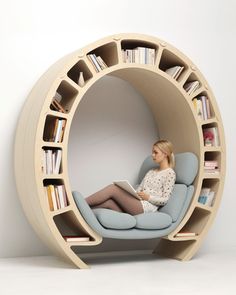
top-left (136, 168), bottom-right (176, 213)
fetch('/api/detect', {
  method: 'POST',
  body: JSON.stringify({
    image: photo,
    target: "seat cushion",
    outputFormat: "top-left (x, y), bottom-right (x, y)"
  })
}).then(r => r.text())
top-left (134, 212), bottom-right (172, 229)
top-left (93, 208), bottom-right (136, 229)
top-left (159, 184), bottom-right (188, 222)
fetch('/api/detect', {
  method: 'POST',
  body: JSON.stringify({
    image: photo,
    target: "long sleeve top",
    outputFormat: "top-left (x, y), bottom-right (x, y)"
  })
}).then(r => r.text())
top-left (136, 168), bottom-right (176, 213)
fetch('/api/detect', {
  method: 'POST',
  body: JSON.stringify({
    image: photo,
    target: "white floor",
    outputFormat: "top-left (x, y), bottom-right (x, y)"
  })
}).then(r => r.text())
top-left (0, 246), bottom-right (235, 295)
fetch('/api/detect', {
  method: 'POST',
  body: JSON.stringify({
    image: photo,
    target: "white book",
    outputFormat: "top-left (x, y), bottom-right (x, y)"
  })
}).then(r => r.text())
top-left (57, 185), bottom-right (66, 208)
top-left (137, 47), bottom-right (146, 64)
top-left (88, 54), bottom-right (102, 72)
top-left (54, 119), bottom-right (63, 143)
top-left (134, 48), bottom-right (139, 63)
top-left (121, 49), bottom-right (125, 62)
top-left (175, 232), bottom-right (196, 237)
top-left (196, 99), bottom-right (203, 119)
top-left (96, 56), bottom-right (108, 69)
top-left (148, 48), bottom-right (156, 65)
top-left (184, 81), bottom-right (200, 94)
top-left (42, 150), bottom-right (47, 174)
top-left (205, 191), bottom-right (215, 206)
top-left (200, 187), bottom-right (211, 196)
top-left (64, 236), bottom-right (90, 242)
top-left (200, 96), bottom-right (208, 120)
top-left (165, 66), bottom-right (184, 80)
top-left (46, 149), bottom-right (53, 174)
top-left (54, 149), bottom-right (62, 174)
top-left (206, 97), bottom-right (211, 119)
top-left (113, 180), bottom-right (141, 200)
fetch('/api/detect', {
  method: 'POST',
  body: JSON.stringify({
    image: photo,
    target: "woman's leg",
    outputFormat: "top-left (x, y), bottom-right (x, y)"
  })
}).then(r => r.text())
top-left (92, 199), bottom-right (124, 212)
top-left (86, 184), bottom-right (143, 215)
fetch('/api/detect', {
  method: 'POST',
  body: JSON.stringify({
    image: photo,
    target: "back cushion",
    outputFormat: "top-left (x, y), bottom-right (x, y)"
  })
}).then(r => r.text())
top-left (138, 152), bottom-right (198, 186)
top-left (159, 184), bottom-right (187, 222)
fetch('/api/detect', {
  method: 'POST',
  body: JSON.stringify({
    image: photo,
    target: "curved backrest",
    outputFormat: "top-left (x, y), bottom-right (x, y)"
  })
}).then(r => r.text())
top-left (138, 152), bottom-right (198, 186)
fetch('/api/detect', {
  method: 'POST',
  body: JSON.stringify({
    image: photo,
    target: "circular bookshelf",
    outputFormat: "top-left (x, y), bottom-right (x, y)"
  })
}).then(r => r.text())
top-left (14, 33), bottom-right (226, 268)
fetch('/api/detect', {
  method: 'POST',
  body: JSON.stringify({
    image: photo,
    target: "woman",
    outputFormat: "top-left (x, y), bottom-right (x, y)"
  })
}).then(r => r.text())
top-left (85, 139), bottom-right (176, 215)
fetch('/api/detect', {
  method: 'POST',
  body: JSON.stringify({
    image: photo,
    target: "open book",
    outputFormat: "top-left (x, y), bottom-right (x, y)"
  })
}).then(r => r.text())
top-left (113, 180), bottom-right (141, 200)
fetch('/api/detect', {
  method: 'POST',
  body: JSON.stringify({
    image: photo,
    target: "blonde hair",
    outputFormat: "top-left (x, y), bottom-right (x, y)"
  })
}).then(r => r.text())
top-left (153, 139), bottom-right (175, 168)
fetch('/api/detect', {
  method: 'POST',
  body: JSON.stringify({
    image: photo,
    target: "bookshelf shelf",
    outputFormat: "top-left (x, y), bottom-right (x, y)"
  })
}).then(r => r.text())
top-left (50, 206), bottom-right (72, 216)
top-left (67, 59), bottom-right (93, 86)
top-left (159, 49), bottom-right (188, 82)
top-left (196, 203), bottom-right (213, 212)
top-left (15, 33), bottom-right (226, 268)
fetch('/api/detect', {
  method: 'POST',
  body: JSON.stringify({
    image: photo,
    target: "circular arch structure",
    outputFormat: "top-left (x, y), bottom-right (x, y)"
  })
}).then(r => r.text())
top-left (15, 33), bottom-right (226, 268)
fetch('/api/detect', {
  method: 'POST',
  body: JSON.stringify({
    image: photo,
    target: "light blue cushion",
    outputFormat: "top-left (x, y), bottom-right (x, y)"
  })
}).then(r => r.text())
top-left (174, 152), bottom-right (198, 185)
top-left (93, 208), bottom-right (136, 230)
top-left (135, 212), bottom-right (172, 229)
top-left (138, 152), bottom-right (198, 186)
top-left (159, 184), bottom-right (188, 222)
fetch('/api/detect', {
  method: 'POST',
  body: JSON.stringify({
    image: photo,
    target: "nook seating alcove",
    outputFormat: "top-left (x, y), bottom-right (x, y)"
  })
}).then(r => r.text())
top-left (14, 33), bottom-right (226, 268)
top-left (72, 152), bottom-right (198, 239)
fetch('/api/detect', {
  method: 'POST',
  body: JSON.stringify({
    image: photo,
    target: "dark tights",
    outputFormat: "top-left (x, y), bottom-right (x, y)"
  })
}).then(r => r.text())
top-left (85, 184), bottom-right (143, 216)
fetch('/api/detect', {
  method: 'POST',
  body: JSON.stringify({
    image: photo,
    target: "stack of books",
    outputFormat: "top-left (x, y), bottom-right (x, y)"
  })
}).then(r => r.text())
top-left (183, 80), bottom-right (200, 95)
top-left (50, 93), bottom-right (67, 113)
top-left (204, 160), bottom-right (219, 174)
top-left (87, 54), bottom-right (108, 72)
top-left (175, 232), bottom-right (197, 237)
top-left (192, 95), bottom-right (211, 120)
top-left (122, 47), bottom-right (156, 65)
top-left (165, 65), bottom-right (184, 80)
top-left (63, 236), bottom-right (90, 242)
top-left (45, 184), bottom-right (68, 211)
top-left (198, 187), bottom-right (215, 206)
top-left (203, 127), bottom-right (220, 146)
top-left (42, 149), bottom-right (62, 174)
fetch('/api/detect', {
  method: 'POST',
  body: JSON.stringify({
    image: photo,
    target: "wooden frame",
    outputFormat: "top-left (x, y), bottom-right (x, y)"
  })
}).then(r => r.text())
top-left (14, 33), bottom-right (226, 268)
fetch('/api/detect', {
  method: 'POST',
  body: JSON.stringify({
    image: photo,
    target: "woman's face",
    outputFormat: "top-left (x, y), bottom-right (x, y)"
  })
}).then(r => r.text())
top-left (152, 145), bottom-right (167, 163)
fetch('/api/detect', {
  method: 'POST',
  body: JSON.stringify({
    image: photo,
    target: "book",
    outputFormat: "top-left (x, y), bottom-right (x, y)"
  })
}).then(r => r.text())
top-left (203, 127), bottom-right (219, 146)
top-left (87, 54), bottom-right (107, 72)
top-left (45, 184), bottom-right (68, 211)
top-left (113, 180), bottom-right (141, 200)
top-left (192, 95), bottom-right (211, 120)
top-left (176, 233), bottom-right (197, 237)
top-left (204, 160), bottom-right (218, 167)
top-left (165, 66), bottom-right (184, 80)
top-left (198, 187), bottom-right (215, 206)
top-left (64, 236), bottom-right (90, 242)
top-left (183, 81), bottom-right (200, 95)
top-left (42, 149), bottom-right (62, 175)
top-left (122, 47), bottom-right (156, 65)
top-left (51, 97), bottom-right (66, 113)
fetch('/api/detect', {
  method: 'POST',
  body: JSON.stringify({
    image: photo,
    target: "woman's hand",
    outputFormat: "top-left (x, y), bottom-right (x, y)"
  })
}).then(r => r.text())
top-left (137, 191), bottom-right (150, 201)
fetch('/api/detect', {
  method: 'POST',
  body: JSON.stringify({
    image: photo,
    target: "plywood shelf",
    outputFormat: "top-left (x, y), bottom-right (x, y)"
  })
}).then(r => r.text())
top-left (14, 33), bottom-right (226, 268)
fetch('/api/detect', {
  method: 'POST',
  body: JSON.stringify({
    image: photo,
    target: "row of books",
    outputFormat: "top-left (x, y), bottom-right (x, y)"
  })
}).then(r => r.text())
top-left (192, 95), bottom-right (211, 120)
top-left (183, 80), bottom-right (200, 95)
top-left (198, 187), bottom-right (215, 206)
top-left (87, 53), bottom-right (108, 72)
top-left (204, 160), bottom-right (219, 174)
top-left (45, 184), bottom-right (68, 211)
top-left (165, 65), bottom-right (184, 80)
top-left (45, 118), bottom-right (66, 143)
top-left (42, 149), bottom-right (62, 174)
top-left (203, 127), bottom-right (220, 147)
top-left (121, 47), bottom-right (156, 65)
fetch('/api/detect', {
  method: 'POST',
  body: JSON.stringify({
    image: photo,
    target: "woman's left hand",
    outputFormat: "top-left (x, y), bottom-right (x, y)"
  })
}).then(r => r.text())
top-left (137, 191), bottom-right (150, 201)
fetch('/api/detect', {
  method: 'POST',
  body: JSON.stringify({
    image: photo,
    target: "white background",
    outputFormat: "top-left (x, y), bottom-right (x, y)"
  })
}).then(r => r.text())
top-left (0, 0), bottom-right (236, 258)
